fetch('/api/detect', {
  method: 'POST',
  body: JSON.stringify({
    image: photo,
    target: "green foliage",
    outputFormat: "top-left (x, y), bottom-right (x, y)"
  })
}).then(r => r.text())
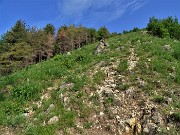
top-left (0, 21), bottom-right (104, 76)
top-left (97, 26), bottom-right (111, 40)
top-left (131, 27), bottom-right (140, 32)
top-left (173, 43), bottom-right (180, 60)
top-left (147, 16), bottom-right (180, 40)
top-left (12, 82), bottom-right (41, 102)
top-left (25, 125), bottom-right (56, 135)
top-left (5, 114), bottom-right (26, 127)
top-left (60, 111), bottom-right (75, 127)
top-left (105, 96), bottom-right (114, 105)
top-left (56, 25), bottom-right (98, 53)
top-left (150, 59), bottom-right (168, 74)
top-left (83, 122), bottom-right (93, 129)
top-left (175, 65), bottom-right (180, 84)
top-left (44, 24), bottom-right (55, 35)
top-left (72, 77), bottom-right (86, 92)
top-left (93, 71), bottom-right (106, 84)
top-left (118, 84), bottom-right (129, 91)
top-left (169, 112), bottom-right (180, 122)
top-left (0, 42), bottom-right (33, 75)
top-left (153, 95), bottom-right (165, 103)
top-left (3, 20), bottom-right (27, 44)
top-left (0, 21), bottom-right (55, 76)
top-left (117, 59), bottom-right (128, 73)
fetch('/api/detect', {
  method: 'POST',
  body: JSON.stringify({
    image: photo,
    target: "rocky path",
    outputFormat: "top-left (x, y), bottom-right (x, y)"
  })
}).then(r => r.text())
top-left (0, 126), bottom-right (16, 135)
top-left (83, 46), bottom-right (166, 135)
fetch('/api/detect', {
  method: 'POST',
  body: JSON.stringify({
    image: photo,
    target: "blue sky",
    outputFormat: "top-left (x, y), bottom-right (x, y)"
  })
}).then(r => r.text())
top-left (0, 0), bottom-right (180, 35)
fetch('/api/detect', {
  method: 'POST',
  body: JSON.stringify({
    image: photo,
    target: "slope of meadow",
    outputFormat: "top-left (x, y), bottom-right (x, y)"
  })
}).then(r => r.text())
top-left (0, 31), bottom-right (180, 135)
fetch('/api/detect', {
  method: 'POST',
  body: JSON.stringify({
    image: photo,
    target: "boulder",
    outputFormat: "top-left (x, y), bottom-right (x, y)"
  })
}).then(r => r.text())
top-left (48, 116), bottom-right (59, 125)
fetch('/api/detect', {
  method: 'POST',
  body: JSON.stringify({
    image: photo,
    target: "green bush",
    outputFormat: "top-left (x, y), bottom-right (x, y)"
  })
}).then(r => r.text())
top-left (83, 122), bottom-right (93, 129)
top-left (153, 95), bottom-right (165, 103)
top-left (93, 71), bottom-right (106, 84)
top-left (175, 67), bottom-right (180, 84)
top-left (117, 59), bottom-right (128, 73)
top-left (151, 59), bottom-right (168, 74)
top-left (173, 43), bottom-right (180, 60)
top-left (12, 82), bottom-right (41, 101)
top-left (169, 112), bottom-right (180, 122)
top-left (25, 125), bottom-right (56, 135)
top-left (147, 16), bottom-right (180, 40)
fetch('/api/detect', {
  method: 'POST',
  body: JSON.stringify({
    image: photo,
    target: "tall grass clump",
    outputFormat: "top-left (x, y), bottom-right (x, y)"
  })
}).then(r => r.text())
top-left (173, 43), bottom-right (180, 60)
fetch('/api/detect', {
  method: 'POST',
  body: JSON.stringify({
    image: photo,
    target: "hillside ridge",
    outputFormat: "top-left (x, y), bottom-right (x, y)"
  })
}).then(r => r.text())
top-left (0, 31), bottom-right (180, 135)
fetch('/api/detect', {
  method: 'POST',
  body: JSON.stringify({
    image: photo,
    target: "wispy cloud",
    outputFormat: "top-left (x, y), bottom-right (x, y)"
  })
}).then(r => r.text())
top-left (56, 0), bottom-right (149, 26)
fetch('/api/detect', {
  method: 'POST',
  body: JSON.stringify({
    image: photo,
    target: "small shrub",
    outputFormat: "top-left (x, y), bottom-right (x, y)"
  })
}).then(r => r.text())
top-left (93, 71), bottom-right (106, 84)
top-left (173, 44), bottom-right (180, 60)
top-left (25, 125), bottom-right (56, 135)
top-left (153, 95), bottom-right (165, 103)
top-left (174, 101), bottom-right (180, 109)
top-left (151, 59), bottom-right (167, 74)
top-left (80, 105), bottom-right (91, 118)
top-left (12, 82), bottom-right (41, 101)
top-left (105, 96), bottom-right (114, 105)
top-left (5, 114), bottom-right (26, 127)
top-left (169, 112), bottom-right (180, 122)
top-left (118, 84), bottom-right (129, 91)
top-left (90, 93), bottom-right (99, 105)
top-left (117, 59), bottom-right (128, 73)
top-left (83, 122), bottom-right (93, 129)
top-left (61, 111), bottom-right (75, 127)
top-left (175, 66), bottom-right (180, 84)
top-left (73, 77), bottom-right (86, 92)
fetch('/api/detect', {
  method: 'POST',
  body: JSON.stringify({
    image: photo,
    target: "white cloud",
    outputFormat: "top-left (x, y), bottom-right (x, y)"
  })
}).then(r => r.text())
top-left (56, 0), bottom-right (149, 25)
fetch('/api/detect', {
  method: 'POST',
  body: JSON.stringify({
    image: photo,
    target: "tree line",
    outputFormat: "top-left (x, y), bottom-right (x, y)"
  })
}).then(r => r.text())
top-left (146, 16), bottom-right (180, 40)
top-left (0, 20), bottom-right (111, 75)
top-left (1, 16), bottom-right (179, 76)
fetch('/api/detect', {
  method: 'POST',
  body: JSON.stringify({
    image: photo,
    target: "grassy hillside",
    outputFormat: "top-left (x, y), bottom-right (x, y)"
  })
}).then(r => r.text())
top-left (0, 31), bottom-right (180, 134)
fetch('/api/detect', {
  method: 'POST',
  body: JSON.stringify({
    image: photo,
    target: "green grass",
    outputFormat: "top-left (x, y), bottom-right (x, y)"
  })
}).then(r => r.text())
top-left (117, 59), bottom-right (128, 73)
top-left (173, 42), bottom-right (180, 60)
top-left (153, 95), bottom-right (165, 104)
top-left (93, 70), bottom-right (106, 84)
top-left (83, 122), bottom-right (93, 129)
top-left (169, 112), bottom-right (180, 122)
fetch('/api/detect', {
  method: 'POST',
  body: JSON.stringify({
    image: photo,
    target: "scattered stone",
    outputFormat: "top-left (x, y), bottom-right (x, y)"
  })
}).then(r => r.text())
top-left (63, 97), bottom-right (69, 105)
top-left (169, 73), bottom-right (175, 79)
top-left (103, 88), bottom-right (114, 97)
top-left (165, 98), bottom-right (173, 104)
top-left (59, 83), bottom-right (74, 90)
top-left (128, 48), bottom-right (139, 71)
top-left (113, 97), bottom-right (122, 106)
top-left (33, 118), bottom-right (38, 121)
top-left (137, 78), bottom-right (146, 88)
top-left (47, 86), bottom-right (57, 91)
top-left (163, 44), bottom-right (172, 51)
top-left (46, 104), bottom-right (55, 113)
top-left (99, 112), bottom-right (104, 117)
top-left (36, 101), bottom-right (42, 108)
top-left (151, 109), bottom-right (164, 125)
top-left (126, 87), bottom-right (135, 98)
top-left (110, 84), bottom-right (116, 88)
top-left (67, 52), bottom-right (71, 55)
top-left (147, 58), bottom-right (151, 62)
top-left (143, 123), bottom-right (158, 135)
top-left (48, 116), bottom-right (59, 125)
top-left (41, 93), bottom-right (51, 100)
top-left (95, 38), bottom-right (109, 54)
top-left (116, 46), bottom-right (125, 51)
top-left (125, 117), bottom-right (141, 135)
